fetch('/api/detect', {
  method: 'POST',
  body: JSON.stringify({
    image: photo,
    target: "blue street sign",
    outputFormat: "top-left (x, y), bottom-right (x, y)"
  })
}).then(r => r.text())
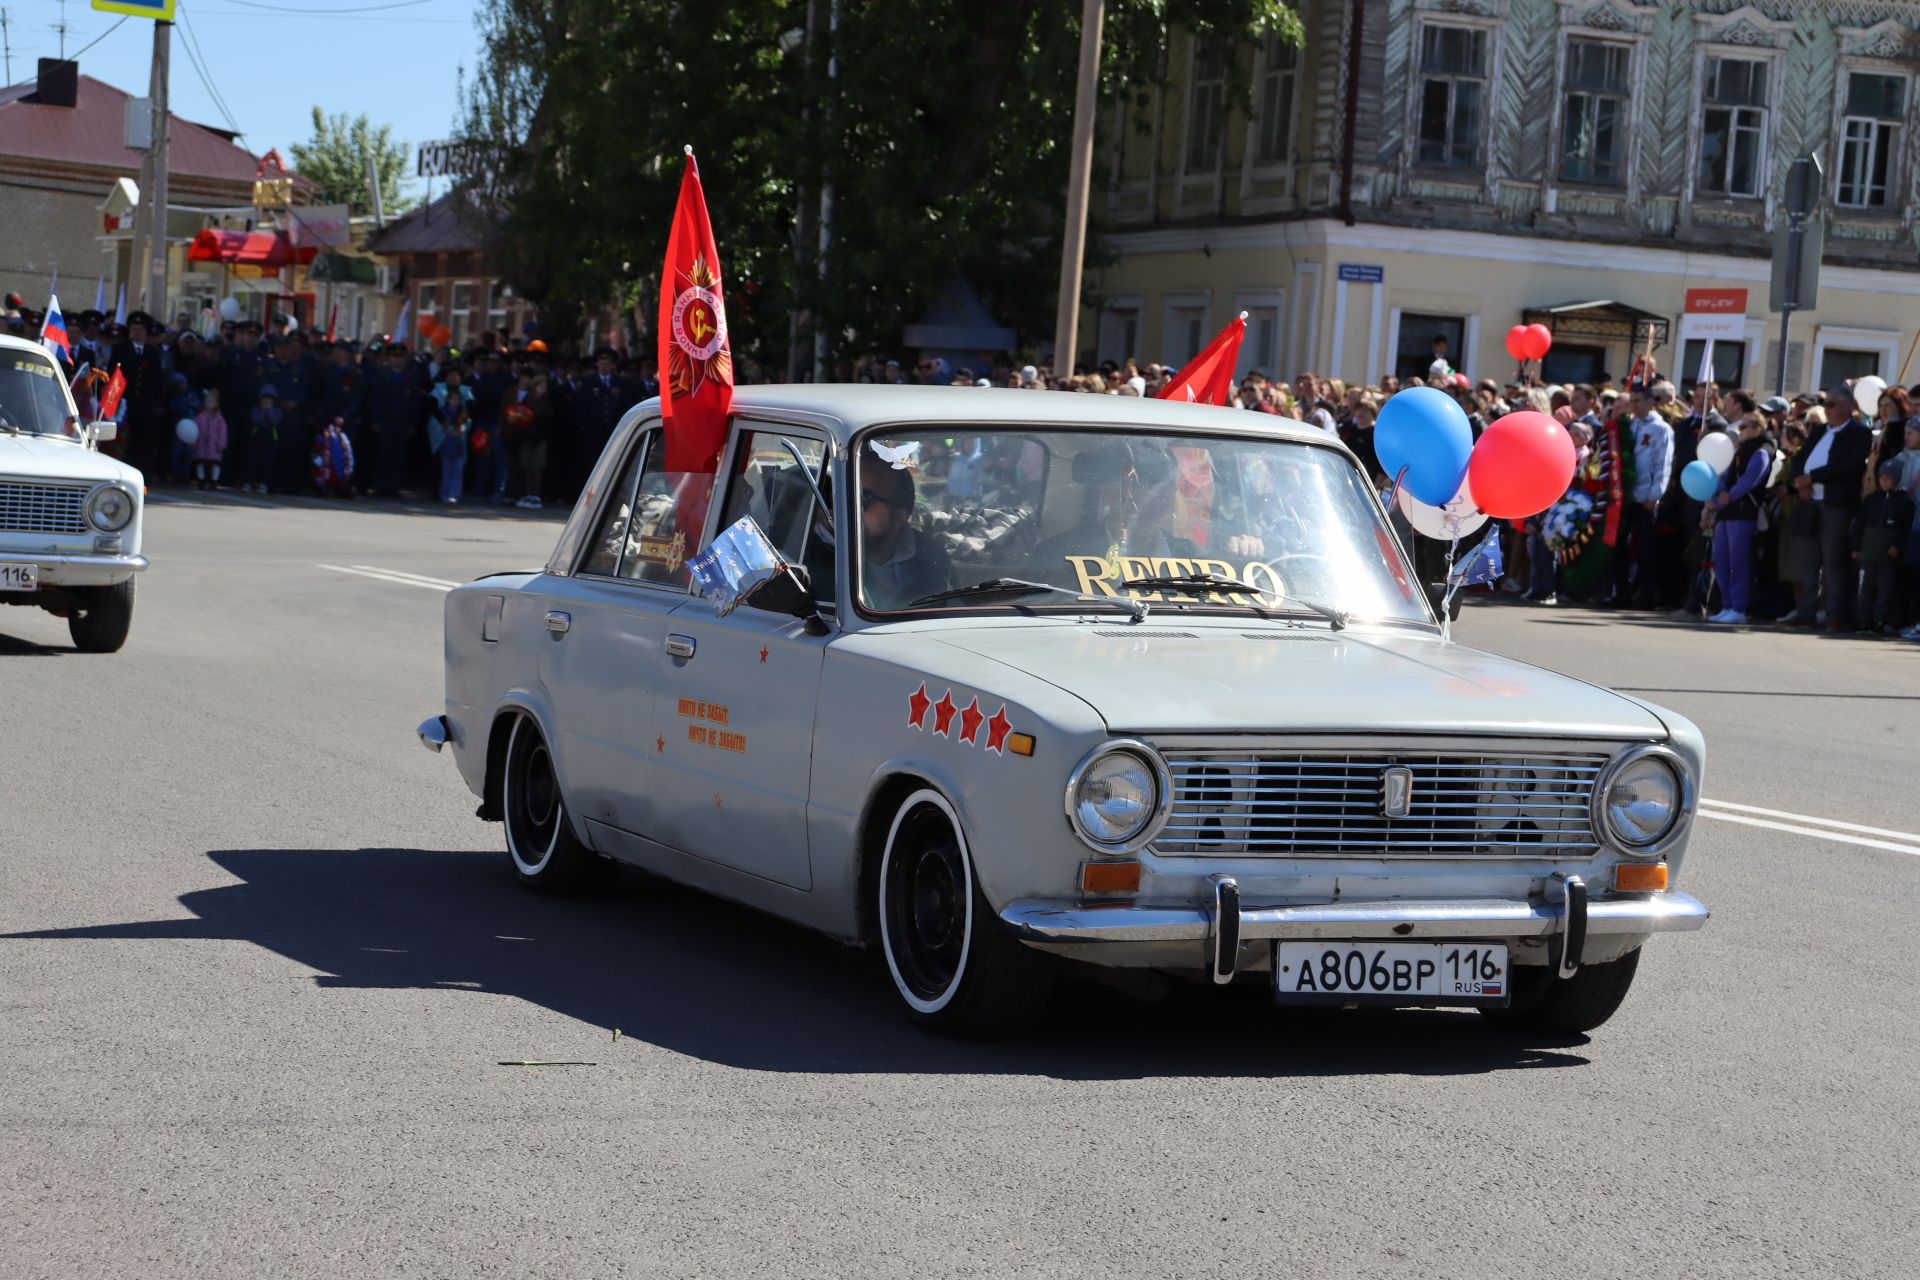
top-left (1337, 263), bottom-right (1384, 284)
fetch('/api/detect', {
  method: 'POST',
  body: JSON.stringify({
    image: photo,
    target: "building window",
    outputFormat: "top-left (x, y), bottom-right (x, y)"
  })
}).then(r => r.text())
top-left (1818, 346), bottom-right (1880, 390)
top-left (1560, 39), bottom-right (1631, 185)
top-left (1185, 40), bottom-right (1227, 172)
top-left (1416, 26), bottom-right (1488, 168)
top-left (416, 281), bottom-right (439, 320)
top-left (1167, 301), bottom-right (1209, 365)
top-left (487, 282), bottom-right (509, 337)
top-left (1097, 302), bottom-right (1140, 365)
top-left (1255, 34), bottom-right (1298, 166)
top-left (1394, 313), bottom-right (1465, 383)
top-left (1699, 57), bottom-right (1768, 198)
top-left (1681, 338), bottom-right (1747, 391)
top-left (450, 281), bottom-right (472, 345)
top-left (1836, 72), bottom-right (1906, 209)
top-left (1244, 306), bottom-right (1280, 375)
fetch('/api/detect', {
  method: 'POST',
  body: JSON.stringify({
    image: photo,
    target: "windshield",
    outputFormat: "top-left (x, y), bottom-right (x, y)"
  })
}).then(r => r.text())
top-left (854, 426), bottom-right (1428, 623)
top-left (0, 351), bottom-right (76, 435)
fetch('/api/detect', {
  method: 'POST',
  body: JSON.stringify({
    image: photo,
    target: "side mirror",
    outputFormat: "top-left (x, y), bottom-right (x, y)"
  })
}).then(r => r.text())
top-left (688, 515), bottom-right (826, 633)
top-left (88, 421), bottom-right (117, 442)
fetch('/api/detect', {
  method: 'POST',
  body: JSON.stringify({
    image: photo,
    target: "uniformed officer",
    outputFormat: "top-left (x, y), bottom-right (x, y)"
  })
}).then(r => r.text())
top-left (109, 312), bottom-right (171, 481)
top-left (266, 333), bottom-right (315, 493)
top-left (575, 347), bottom-right (631, 487)
top-left (217, 320), bottom-right (269, 486)
top-left (365, 340), bottom-right (424, 496)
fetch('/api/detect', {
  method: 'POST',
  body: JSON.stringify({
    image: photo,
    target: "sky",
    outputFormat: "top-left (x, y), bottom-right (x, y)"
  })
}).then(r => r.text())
top-left (3, 0), bottom-right (483, 204)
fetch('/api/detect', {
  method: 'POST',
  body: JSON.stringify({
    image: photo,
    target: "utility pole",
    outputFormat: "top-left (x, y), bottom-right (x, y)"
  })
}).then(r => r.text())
top-left (144, 20), bottom-right (171, 315)
top-left (810, 0), bottom-right (839, 383)
top-left (787, 0), bottom-right (819, 382)
top-left (1051, 0), bottom-right (1105, 378)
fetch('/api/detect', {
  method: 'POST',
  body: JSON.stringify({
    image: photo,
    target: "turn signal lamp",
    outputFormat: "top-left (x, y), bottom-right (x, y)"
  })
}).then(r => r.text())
top-left (1007, 732), bottom-right (1035, 757)
top-left (1081, 861), bottom-right (1141, 894)
top-left (1614, 862), bottom-right (1668, 892)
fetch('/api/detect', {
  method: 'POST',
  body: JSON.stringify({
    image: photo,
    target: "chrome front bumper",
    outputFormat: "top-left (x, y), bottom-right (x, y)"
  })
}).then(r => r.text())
top-left (0, 550), bottom-right (149, 587)
top-left (1000, 887), bottom-right (1708, 981)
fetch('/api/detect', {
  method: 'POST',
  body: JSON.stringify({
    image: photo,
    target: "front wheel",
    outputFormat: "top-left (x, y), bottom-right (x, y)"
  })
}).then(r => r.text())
top-left (501, 714), bottom-right (598, 892)
top-left (68, 579), bottom-right (135, 653)
top-left (878, 789), bottom-right (1054, 1038)
top-left (1480, 947), bottom-right (1642, 1034)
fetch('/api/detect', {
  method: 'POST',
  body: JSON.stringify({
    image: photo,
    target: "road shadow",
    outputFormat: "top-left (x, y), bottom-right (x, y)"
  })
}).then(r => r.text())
top-left (0, 628), bottom-right (71, 656)
top-left (148, 485), bottom-right (567, 525)
top-left (3, 846), bottom-right (1592, 1078)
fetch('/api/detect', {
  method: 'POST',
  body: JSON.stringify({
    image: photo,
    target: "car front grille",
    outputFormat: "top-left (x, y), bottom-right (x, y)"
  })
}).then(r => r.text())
top-left (0, 481), bottom-right (89, 535)
top-left (1155, 748), bottom-right (1608, 858)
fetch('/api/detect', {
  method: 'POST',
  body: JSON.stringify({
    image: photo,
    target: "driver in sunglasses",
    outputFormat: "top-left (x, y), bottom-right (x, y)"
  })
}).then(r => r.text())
top-left (859, 448), bottom-right (952, 610)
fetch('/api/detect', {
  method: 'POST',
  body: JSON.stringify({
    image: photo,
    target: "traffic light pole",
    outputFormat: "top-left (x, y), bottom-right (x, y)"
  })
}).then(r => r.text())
top-left (1775, 209), bottom-right (1802, 398)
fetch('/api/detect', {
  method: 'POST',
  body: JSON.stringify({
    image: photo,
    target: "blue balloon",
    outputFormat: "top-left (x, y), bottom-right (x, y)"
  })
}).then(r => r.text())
top-left (1375, 386), bottom-right (1474, 506)
top-left (1681, 459), bottom-right (1720, 502)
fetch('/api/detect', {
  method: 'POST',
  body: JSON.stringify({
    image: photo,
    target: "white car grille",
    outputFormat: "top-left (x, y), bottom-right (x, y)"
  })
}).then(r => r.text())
top-left (1155, 748), bottom-right (1607, 858)
top-left (0, 481), bottom-right (89, 535)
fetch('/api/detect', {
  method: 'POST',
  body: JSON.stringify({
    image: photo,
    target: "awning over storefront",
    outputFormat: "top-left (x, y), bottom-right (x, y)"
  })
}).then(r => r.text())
top-left (1520, 300), bottom-right (1669, 350)
top-left (308, 252), bottom-right (378, 284)
top-left (185, 229), bottom-right (317, 270)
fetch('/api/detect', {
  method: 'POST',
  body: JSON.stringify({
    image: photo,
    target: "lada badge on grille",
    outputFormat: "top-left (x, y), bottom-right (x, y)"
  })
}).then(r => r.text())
top-left (1381, 766), bottom-right (1414, 819)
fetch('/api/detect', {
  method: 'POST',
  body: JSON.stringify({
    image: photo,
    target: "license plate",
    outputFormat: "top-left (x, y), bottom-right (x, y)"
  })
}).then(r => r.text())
top-left (1274, 941), bottom-right (1509, 1005)
top-left (0, 564), bottom-right (37, 592)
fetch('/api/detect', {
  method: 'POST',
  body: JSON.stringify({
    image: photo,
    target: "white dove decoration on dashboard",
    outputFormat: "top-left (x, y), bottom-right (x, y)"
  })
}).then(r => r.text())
top-left (869, 440), bottom-right (921, 470)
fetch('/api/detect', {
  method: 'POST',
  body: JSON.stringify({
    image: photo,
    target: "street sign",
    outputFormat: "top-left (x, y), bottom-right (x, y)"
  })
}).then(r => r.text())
top-left (1769, 217), bottom-right (1823, 312)
top-left (1338, 263), bottom-right (1384, 284)
top-left (1683, 288), bottom-right (1747, 340)
top-left (91, 0), bottom-right (175, 19)
top-left (417, 140), bottom-right (469, 178)
top-left (289, 204), bottom-right (352, 249)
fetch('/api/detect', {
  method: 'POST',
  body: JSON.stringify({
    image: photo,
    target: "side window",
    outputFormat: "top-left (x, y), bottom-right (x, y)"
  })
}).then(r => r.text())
top-left (617, 433), bottom-right (710, 588)
top-left (718, 428), bottom-right (834, 601)
top-left (578, 438), bottom-right (648, 578)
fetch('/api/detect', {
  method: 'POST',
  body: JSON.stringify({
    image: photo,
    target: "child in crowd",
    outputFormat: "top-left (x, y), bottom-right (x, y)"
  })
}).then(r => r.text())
top-left (429, 364), bottom-right (474, 504)
top-left (310, 415), bottom-right (355, 498)
top-left (168, 373), bottom-right (199, 485)
top-left (191, 388), bottom-right (227, 490)
top-left (1853, 462), bottom-right (1913, 634)
top-left (247, 384), bottom-right (282, 495)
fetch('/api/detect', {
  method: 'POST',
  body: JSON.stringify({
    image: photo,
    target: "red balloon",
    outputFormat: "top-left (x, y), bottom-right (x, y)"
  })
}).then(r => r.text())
top-left (1467, 411), bottom-right (1576, 519)
top-left (1504, 325), bottom-right (1529, 362)
top-left (416, 314), bottom-right (435, 334)
top-left (1522, 323), bottom-right (1553, 361)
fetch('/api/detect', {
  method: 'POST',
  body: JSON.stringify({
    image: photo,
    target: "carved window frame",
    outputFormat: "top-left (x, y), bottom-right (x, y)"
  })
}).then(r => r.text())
top-left (1240, 30), bottom-right (1304, 211)
top-left (1103, 92), bottom-right (1160, 226)
top-left (1830, 54), bottom-right (1913, 216)
top-left (1405, 12), bottom-right (1503, 180)
top-left (1687, 43), bottom-right (1787, 207)
top-left (1176, 36), bottom-right (1230, 216)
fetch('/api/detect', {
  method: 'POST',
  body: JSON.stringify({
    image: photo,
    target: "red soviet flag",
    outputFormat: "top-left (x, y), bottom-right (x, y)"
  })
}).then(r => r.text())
top-left (1156, 312), bottom-right (1246, 406)
top-left (658, 147), bottom-right (733, 473)
top-left (99, 365), bottom-right (127, 418)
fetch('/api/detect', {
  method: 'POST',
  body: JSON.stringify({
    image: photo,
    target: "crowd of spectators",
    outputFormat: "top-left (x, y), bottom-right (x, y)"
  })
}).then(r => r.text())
top-left (10, 300), bottom-right (1916, 637)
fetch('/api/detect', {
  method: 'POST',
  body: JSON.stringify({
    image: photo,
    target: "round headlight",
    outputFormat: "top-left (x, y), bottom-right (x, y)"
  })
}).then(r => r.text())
top-left (1066, 744), bottom-right (1168, 853)
top-left (1602, 753), bottom-right (1681, 848)
top-left (87, 485), bottom-right (133, 532)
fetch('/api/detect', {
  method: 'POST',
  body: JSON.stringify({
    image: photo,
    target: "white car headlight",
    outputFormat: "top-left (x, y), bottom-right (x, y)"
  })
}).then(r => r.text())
top-left (86, 484), bottom-right (134, 532)
top-left (1065, 742), bottom-right (1170, 854)
top-left (1598, 746), bottom-right (1689, 853)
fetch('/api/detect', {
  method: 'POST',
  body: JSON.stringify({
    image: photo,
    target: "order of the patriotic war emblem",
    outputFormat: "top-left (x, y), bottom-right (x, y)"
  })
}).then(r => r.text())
top-left (668, 254), bottom-right (732, 398)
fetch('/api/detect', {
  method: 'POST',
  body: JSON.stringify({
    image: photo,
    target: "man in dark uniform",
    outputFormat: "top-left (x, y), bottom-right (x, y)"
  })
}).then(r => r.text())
top-left (365, 341), bottom-right (423, 497)
top-left (216, 320), bottom-right (268, 487)
top-left (317, 340), bottom-right (367, 491)
top-left (574, 347), bottom-right (631, 491)
top-left (266, 333), bottom-right (315, 493)
top-left (110, 312), bottom-right (171, 481)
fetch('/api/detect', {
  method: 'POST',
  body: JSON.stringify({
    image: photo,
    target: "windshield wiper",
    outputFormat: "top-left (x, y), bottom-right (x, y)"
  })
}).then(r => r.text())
top-left (909, 576), bottom-right (1149, 621)
top-left (1123, 571), bottom-right (1346, 630)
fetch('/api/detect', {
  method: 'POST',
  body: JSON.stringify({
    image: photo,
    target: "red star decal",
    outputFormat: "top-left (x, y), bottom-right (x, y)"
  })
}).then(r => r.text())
top-left (759, 646), bottom-right (769, 664)
top-left (958, 696), bottom-right (985, 744)
top-left (984, 706), bottom-right (1012, 754)
top-left (932, 690), bottom-right (957, 737)
top-left (656, 734), bottom-right (665, 754)
top-left (907, 682), bottom-right (931, 729)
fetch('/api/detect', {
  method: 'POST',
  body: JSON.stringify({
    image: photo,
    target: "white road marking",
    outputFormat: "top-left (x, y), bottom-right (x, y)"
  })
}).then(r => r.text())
top-left (1699, 798), bottom-right (1919, 842)
top-left (316, 564), bottom-right (458, 592)
top-left (1697, 806), bottom-right (1920, 858)
top-left (349, 564), bottom-right (462, 587)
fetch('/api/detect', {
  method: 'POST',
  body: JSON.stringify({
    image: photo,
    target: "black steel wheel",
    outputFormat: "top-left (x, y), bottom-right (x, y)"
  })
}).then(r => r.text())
top-left (1480, 947), bottom-right (1642, 1034)
top-left (878, 789), bottom-right (1053, 1037)
top-left (68, 579), bottom-right (135, 653)
top-left (501, 714), bottom-right (595, 891)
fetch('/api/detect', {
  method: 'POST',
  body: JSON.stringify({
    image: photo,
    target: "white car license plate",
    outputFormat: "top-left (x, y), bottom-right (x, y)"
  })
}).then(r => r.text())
top-left (0, 564), bottom-right (37, 592)
top-left (1274, 941), bottom-right (1508, 1004)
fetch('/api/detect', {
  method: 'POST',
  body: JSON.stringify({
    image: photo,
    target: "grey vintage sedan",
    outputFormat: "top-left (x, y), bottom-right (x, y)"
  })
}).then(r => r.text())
top-left (420, 385), bottom-right (1706, 1036)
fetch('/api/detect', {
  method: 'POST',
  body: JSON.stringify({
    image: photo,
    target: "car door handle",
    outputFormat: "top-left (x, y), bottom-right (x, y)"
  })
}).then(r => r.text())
top-left (545, 610), bottom-right (571, 635)
top-left (665, 633), bottom-right (696, 660)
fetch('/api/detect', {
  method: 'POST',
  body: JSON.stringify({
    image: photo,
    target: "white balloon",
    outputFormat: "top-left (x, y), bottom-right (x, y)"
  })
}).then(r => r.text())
top-left (175, 417), bottom-right (199, 446)
top-left (1695, 430), bottom-right (1735, 473)
top-left (218, 297), bottom-right (242, 322)
top-left (1397, 475), bottom-right (1488, 541)
top-left (1854, 375), bottom-right (1886, 419)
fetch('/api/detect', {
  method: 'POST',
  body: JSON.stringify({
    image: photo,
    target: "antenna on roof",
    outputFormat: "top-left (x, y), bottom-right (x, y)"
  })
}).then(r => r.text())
top-left (2, 9), bottom-right (12, 85)
top-left (51, 0), bottom-right (66, 60)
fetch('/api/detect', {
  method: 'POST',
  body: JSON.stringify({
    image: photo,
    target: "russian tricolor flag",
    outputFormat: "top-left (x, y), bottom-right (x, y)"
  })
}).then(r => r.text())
top-left (40, 294), bottom-right (70, 361)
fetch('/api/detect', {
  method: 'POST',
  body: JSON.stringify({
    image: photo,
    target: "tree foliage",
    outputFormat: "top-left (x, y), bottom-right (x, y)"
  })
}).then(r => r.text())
top-left (456, 0), bottom-right (1299, 365)
top-left (289, 108), bottom-right (417, 217)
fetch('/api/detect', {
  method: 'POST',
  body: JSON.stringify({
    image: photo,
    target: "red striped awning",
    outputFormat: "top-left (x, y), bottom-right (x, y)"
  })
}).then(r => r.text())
top-left (185, 229), bottom-right (317, 269)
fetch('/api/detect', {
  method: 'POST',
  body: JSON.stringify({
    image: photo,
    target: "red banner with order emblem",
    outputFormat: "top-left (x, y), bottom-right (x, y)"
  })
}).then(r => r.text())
top-left (658, 147), bottom-right (733, 474)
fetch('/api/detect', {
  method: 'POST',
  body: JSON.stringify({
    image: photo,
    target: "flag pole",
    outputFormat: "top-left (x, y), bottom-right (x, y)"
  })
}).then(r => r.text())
top-left (1050, 0), bottom-right (1105, 381)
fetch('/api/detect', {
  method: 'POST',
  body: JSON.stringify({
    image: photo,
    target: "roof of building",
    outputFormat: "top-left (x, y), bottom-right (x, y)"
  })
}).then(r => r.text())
top-left (0, 73), bottom-right (264, 184)
top-left (367, 188), bottom-right (490, 255)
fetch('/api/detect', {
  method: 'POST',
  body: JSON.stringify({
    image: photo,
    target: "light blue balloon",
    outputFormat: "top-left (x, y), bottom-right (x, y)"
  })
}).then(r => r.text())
top-left (1374, 386), bottom-right (1474, 506)
top-left (1680, 459), bottom-right (1719, 502)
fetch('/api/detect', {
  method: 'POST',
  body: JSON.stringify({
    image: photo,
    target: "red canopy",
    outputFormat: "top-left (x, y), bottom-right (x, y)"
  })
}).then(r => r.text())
top-left (185, 229), bottom-right (316, 269)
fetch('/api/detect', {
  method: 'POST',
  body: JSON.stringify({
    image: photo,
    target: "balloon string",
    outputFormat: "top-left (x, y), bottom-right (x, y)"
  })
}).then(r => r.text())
top-left (1441, 534), bottom-right (1460, 643)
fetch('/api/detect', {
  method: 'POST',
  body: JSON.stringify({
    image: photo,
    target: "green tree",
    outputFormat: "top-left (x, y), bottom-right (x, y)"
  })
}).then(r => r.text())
top-left (456, 0), bottom-right (1298, 365)
top-left (288, 108), bottom-right (417, 217)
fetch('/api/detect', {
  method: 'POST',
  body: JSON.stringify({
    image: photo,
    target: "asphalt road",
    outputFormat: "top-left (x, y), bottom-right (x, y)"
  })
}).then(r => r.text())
top-left (3, 490), bottom-right (1916, 1279)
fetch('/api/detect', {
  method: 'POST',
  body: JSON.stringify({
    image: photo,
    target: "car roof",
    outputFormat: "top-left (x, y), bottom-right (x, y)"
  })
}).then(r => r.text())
top-left (0, 334), bottom-right (61, 359)
top-left (676, 384), bottom-right (1348, 449)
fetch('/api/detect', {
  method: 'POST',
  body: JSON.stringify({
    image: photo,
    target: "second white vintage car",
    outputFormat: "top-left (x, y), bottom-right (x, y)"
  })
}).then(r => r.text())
top-left (0, 335), bottom-right (146, 652)
top-left (420, 386), bottom-right (1707, 1037)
